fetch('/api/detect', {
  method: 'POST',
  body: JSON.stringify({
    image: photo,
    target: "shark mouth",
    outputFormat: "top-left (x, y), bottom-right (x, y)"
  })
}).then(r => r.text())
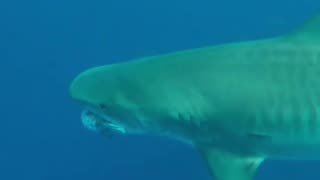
top-left (81, 109), bottom-right (126, 137)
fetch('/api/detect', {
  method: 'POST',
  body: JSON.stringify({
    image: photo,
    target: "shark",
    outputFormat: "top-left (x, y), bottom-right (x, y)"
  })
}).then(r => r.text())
top-left (70, 12), bottom-right (320, 180)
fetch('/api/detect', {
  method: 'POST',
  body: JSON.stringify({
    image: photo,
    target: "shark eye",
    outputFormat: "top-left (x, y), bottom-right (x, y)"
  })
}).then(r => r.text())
top-left (98, 104), bottom-right (107, 110)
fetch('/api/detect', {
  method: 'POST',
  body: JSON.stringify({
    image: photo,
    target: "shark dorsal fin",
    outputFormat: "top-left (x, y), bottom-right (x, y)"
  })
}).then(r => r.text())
top-left (199, 148), bottom-right (264, 180)
top-left (285, 12), bottom-right (320, 42)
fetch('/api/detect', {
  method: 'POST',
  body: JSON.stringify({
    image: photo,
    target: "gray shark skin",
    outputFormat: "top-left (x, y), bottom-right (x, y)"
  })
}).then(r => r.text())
top-left (70, 12), bottom-right (320, 180)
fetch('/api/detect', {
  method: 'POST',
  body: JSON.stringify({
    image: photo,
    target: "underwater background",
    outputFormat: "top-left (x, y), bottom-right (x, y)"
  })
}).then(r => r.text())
top-left (2, 0), bottom-right (320, 179)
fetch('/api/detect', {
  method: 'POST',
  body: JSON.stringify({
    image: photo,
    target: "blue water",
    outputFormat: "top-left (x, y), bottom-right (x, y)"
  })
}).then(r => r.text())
top-left (2, 0), bottom-right (320, 179)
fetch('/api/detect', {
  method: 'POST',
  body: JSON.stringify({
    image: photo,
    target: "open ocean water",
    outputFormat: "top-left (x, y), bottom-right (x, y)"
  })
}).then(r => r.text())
top-left (2, 0), bottom-right (320, 179)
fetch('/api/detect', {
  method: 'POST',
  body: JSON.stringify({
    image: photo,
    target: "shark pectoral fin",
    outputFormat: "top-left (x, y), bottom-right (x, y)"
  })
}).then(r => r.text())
top-left (199, 148), bottom-right (264, 180)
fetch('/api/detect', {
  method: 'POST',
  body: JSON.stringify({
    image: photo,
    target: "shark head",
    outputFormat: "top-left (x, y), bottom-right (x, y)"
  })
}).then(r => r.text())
top-left (70, 64), bottom-right (144, 137)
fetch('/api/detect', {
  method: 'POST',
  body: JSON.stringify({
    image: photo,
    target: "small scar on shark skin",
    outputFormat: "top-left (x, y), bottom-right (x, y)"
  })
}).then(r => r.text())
top-left (247, 133), bottom-right (272, 142)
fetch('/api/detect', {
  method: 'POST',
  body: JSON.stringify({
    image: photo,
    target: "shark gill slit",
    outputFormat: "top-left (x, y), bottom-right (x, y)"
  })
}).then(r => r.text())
top-left (315, 62), bottom-right (320, 136)
top-left (309, 62), bottom-right (320, 137)
top-left (308, 86), bottom-right (317, 137)
top-left (300, 64), bottom-right (315, 138)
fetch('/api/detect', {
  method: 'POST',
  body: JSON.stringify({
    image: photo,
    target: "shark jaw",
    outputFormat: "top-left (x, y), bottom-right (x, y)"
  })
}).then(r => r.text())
top-left (81, 108), bottom-right (127, 137)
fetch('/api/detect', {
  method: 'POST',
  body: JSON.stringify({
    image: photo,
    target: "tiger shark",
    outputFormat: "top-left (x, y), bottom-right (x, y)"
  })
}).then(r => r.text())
top-left (70, 12), bottom-right (320, 180)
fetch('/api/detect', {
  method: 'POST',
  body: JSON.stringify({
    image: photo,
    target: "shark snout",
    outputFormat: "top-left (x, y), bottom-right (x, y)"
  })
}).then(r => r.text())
top-left (69, 71), bottom-right (92, 102)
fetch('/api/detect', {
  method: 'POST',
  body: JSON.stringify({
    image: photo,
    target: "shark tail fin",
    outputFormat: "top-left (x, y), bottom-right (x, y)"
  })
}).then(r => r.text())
top-left (199, 148), bottom-right (264, 180)
top-left (285, 12), bottom-right (320, 42)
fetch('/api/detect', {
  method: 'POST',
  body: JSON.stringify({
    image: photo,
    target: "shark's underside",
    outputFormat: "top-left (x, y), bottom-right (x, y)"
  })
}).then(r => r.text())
top-left (70, 12), bottom-right (320, 180)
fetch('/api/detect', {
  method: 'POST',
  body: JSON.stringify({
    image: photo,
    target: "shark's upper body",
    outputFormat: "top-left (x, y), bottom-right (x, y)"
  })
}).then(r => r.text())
top-left (70, 12), bottom-right (320, 180)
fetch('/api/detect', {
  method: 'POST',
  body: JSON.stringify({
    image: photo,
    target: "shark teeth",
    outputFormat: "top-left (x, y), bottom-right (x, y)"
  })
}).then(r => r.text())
top-left (81, 109), bottom-right (100, 132)
top-left (81, 109), bottom-right (126, 135)
top-left (107, 123), bottom-right (126, 134)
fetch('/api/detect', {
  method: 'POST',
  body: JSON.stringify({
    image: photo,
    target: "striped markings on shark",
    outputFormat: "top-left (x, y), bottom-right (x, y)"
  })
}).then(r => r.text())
top-left (70, 11), bottom-right (320, 180)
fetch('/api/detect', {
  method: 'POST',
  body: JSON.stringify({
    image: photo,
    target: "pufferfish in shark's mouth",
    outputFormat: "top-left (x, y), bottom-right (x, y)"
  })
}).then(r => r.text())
top-left (81, 109), bottom-right (126, 137)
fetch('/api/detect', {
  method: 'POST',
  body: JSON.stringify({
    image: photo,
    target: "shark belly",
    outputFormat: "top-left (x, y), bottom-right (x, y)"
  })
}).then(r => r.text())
top-left (248, 107), bottom-right (320, 159)
top-left (187, 108), bottom-right (320, 160)
top-left (235, 102), bottom-right (320, 159)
